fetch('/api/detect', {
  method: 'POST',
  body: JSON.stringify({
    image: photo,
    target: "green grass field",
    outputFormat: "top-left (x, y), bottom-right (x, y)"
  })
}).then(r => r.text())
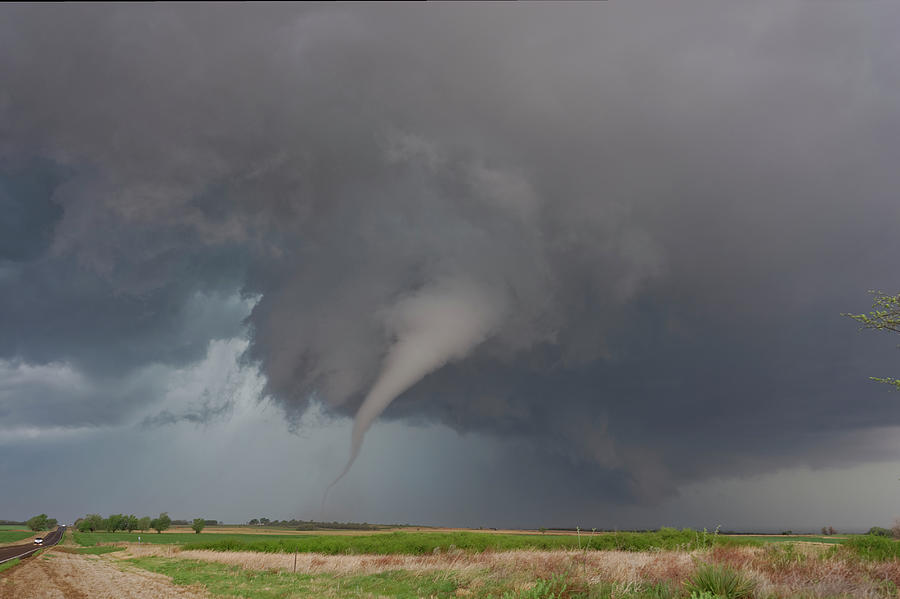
top-left (73, 531), bottom-right (321, 547)
top-left (183, 529), bottom-right (768, 555)
top-left (0, 530), bottom-right (34, 543)
top-left (0, 525), bottom-right (26, 531)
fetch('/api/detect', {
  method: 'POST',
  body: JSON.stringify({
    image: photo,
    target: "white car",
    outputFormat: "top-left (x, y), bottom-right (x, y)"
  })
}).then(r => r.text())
top-left (33, 537), bottom-right (43, 545)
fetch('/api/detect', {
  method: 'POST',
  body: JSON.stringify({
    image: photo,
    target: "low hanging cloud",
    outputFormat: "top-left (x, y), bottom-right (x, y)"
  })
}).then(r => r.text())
top-left (2, 3), bottom-right (900, 508)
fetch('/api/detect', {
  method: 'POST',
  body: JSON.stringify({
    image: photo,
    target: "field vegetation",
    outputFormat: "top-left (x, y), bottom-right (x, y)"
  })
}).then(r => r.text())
top-left (118, 536), bottom-right (900, 599)
top-left (73, 528), bottom-right (756, 554)
top-left (0, 530), bottom-right (35, 544)
top-left (179, 528), bottom-right (753, 555)
top-left (38, 524), bottom-right (900, 597)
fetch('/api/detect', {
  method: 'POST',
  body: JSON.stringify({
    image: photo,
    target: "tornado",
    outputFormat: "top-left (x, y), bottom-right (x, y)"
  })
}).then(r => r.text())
top-left (324, 276), bottom-right (505, 497)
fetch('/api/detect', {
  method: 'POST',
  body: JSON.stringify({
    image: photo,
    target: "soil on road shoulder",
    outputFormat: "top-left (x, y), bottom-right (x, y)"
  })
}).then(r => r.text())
top-left (0, 550), bottom-right (211, 599)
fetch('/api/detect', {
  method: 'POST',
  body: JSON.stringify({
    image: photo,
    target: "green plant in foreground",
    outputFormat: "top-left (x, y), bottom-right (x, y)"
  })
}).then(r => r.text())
top-left (684, 563), bottom-right (755, 599)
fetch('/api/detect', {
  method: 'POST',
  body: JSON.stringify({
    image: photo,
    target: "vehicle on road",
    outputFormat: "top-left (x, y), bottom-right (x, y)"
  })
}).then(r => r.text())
top-left (33, 537), bottom-right (43, 545)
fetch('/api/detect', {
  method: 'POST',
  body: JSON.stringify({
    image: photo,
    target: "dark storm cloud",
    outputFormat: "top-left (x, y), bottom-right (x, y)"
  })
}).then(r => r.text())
top-left (2, 2), bottom-right (900, 508)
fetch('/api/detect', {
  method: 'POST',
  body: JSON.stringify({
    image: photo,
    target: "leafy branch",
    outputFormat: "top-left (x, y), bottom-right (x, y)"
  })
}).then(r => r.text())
top-left (844, 290), bottom-right (900, 390)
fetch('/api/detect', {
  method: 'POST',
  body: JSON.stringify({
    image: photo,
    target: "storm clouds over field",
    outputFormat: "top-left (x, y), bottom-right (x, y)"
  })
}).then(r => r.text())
top-left (2, 3), bottom-right (900, 528)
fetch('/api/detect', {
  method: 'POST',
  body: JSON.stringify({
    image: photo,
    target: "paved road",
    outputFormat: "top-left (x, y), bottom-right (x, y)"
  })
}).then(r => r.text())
top-left (0, 526), bottom-right (65, 564)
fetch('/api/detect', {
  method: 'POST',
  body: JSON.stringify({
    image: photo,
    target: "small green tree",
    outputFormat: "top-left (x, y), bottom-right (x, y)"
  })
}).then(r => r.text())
top-left (152, 512), bottom-right (171, 534)
top-left (137, 516), bottom-right (151, 532)
top-left (192, 518), bottom-right (206, 534)
top-left (105, 514), bottom-right (125, 533)
top-left (845, 291), bottom-right (900, 390)
top-left (26, 514), bottom-right (49, 531)
top-left (125, 515), bottom-right (138, 533)
top-left (87, 513), bottom-right (103, 532)
top-left (80, 513), bottom-right (103, 532)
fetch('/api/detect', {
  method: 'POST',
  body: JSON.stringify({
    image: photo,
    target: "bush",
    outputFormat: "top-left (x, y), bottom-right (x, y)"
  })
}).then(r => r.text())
top-left (684, 564), bottom-right (756, 599)
top-left (27, 514), bottom-right (47, 531)
top-left (26, 514), bottom-right (55, 531)
top-left (868, 527), bottom-right (892, 537)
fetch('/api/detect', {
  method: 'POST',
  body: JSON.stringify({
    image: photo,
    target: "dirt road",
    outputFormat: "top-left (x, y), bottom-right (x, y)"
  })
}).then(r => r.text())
top-left (0, 550), bottom-right (210, 599)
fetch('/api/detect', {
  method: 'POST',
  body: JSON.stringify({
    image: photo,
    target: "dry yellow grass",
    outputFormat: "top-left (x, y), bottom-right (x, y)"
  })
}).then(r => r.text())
top-left (116, 542), bottom-right (900, 598)
top-left (122, 544), bottom-right (694, 583)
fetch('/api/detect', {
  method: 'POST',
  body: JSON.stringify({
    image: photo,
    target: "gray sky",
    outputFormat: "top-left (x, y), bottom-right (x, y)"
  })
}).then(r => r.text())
top-left (2, 2), bottom-right (900, 531)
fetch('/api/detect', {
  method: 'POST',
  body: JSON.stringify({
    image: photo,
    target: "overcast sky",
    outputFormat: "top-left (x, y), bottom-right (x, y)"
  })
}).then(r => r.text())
top-left (2, 2), bottom-right (900, 532)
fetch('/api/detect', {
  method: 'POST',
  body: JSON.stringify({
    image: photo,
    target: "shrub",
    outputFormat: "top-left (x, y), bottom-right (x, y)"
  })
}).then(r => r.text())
top-left (868, 527), bottom-right (892, 537)
top-left (684, 563), bottom-right (756, 599)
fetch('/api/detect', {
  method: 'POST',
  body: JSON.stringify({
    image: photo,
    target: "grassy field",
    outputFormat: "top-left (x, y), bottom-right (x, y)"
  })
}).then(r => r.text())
top-left (73, 531), bottom-right (327, 546)
top-left (126, 555), bottom-right (703, 599)
top-left (75, 528), bottom-right (760, 554)
top-left (128, 557), bottom-right (465, 599)
top-left (120, 538), bottom-right (900, 599)
top-left (0, 530), bottom-right (35, 543)
top-left (0, 525), bottom-right (26, 531)
top-left (24, 528), bottom-right (900, 598)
